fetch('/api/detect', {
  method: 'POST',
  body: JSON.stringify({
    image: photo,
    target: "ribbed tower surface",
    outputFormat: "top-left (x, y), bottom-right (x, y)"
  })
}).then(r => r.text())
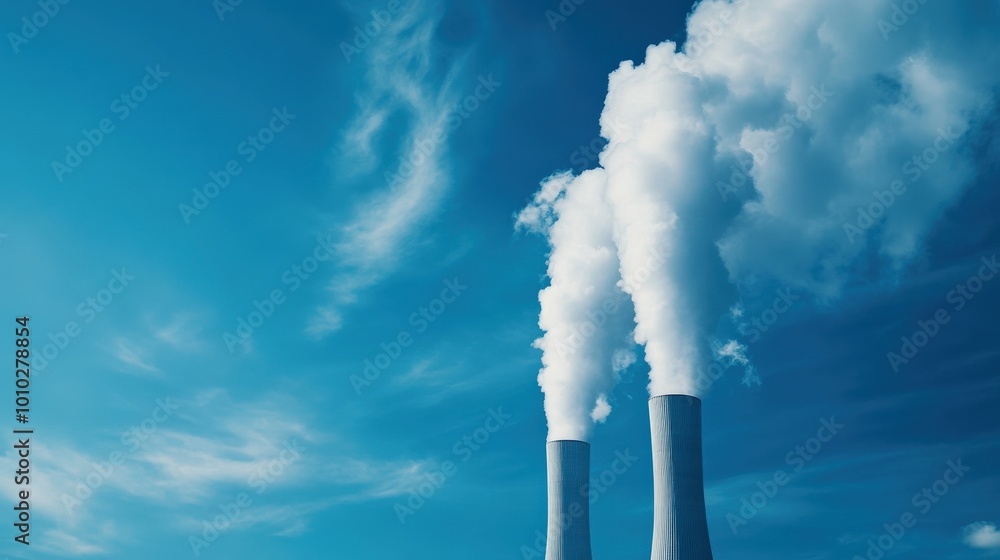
top-left (649, 395), bottom-right (714, 560)
top-left (545, 440), bottom-right (593, 560)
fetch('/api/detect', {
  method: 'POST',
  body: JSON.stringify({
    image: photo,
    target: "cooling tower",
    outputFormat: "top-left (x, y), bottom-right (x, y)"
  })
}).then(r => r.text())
top-left (649, 395), bottom-right (713, 560)
top-left (545, 440), bottom-right (592, 560)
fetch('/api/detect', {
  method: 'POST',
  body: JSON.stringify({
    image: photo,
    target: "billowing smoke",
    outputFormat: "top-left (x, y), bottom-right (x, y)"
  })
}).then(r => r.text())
top-left (517, 170), bottom-right (636, 441)
top-left (521, 0), bottom-right (999, 429)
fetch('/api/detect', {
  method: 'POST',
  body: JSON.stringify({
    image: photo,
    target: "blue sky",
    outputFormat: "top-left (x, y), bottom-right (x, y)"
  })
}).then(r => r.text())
top-left (1, 0), bottom-right (999, 559)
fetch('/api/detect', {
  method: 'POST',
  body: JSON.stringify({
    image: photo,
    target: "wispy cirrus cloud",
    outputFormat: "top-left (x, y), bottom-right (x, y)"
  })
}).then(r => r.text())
top-left (36, 528), bottom-right (112, 557)
top-left (310, 3), bottom-right (474, 337)
top-left (149, 312), bottom-right (205, 350)
top-left (2, 389), bottom-right (439, 552)
top-left (111, 337), bottom-right (161, 375)
top-left (107, 313), bottom-right (207, 375)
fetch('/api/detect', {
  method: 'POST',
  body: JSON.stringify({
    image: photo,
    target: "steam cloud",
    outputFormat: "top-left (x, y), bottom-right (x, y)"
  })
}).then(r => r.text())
top-left (522, 0), bottom-right (1000, 439)
top-left (517, 170), bottom-right (636, 441)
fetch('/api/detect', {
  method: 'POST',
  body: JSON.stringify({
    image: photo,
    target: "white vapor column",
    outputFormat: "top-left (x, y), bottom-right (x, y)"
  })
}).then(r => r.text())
top-left (594, 0), bottom-right (1000, 395)
top-left (517, 170), bottom-right (636, 441)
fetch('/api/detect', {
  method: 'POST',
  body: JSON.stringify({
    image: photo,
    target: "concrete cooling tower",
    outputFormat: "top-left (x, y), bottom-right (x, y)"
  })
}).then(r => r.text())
top-left (649, 395), bottom-right (714, 560)
top-left (545, 440), bottom-right (592, 560)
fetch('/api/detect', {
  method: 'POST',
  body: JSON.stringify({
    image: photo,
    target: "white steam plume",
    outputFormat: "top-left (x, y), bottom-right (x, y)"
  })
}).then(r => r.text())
top-left (517, 170), bottom-right (636, 441)
top-left (527, 0), bottom-right (1000, 402)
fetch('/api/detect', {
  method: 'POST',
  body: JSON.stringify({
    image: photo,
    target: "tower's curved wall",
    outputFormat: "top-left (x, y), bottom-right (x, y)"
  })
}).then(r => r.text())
top-left (649, 395), bottom-right (714, 560)
top-left (545, 440), bottom-right (593, 560)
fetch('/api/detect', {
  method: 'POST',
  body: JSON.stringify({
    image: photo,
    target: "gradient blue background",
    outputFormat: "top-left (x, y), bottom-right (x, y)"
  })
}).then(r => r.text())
top-left (0, 0), bottom-right (997, 558)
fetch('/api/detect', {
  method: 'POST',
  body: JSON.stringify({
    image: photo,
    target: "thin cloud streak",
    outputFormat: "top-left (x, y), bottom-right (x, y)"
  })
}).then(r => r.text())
top-left (312, 4), bottom-right (473, 337)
